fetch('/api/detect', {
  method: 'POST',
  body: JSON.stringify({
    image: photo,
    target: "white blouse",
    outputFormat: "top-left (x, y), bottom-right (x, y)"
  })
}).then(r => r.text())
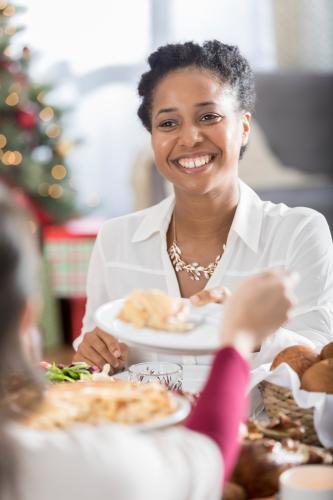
top-left (9, 423), bottom-right (221, 500)
top-left (74, 181), bottom-right (333, 363)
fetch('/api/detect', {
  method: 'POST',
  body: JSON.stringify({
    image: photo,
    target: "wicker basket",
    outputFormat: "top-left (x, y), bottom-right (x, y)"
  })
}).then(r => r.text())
top-left (259, 380), bottom-right (321, 446)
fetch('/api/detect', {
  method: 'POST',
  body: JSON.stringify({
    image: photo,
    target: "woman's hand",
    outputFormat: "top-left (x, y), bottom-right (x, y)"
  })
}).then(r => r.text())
top-left (220, 270), bottom-right (298, 358)
top-left (72, 328), bottom-right (128, 373)
top-left (190, 286), bottom-right (231, 306)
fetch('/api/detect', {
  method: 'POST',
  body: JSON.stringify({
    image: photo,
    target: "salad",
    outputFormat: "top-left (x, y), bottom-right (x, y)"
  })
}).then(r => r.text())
top-left (40, 361), bottom-right (113, 383)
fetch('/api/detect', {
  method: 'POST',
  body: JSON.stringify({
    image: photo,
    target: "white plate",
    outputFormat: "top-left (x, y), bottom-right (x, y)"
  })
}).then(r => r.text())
top-left (131, 393), bottom-right (191, 431)
top-left (95, 299), bottom-right (222, 355)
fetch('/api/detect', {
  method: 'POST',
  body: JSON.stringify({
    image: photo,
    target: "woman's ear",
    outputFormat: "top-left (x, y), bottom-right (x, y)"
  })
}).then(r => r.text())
top-left (241, 112), bottom-right (252, 147)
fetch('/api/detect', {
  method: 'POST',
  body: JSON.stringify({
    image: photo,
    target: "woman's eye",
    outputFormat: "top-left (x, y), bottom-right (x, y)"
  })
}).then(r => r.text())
top-left (200, 113), bottom-right (222, 122)
top-left (159, 120), bottom-right (177, 129)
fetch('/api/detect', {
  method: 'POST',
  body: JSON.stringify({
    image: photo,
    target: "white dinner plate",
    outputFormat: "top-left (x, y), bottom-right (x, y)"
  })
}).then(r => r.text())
top-left (95, 299), bottom-right (222, 355)
top-left (131, 393), bottom-right (191, 431)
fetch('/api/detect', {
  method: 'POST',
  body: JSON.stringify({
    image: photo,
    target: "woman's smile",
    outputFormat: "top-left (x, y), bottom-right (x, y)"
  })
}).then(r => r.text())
top-left (170, 152), bottom-right (218, 174)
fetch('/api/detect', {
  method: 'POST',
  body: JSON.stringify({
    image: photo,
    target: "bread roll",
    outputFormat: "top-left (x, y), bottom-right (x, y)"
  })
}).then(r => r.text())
top-left (222, 482), bottom-right (246, 500)
top-left (320, 341), bottom-right (333, 360)
top-left (271, 345), bottom-right (318, 379)
top-left (301, 358), bottom-right (333, 393)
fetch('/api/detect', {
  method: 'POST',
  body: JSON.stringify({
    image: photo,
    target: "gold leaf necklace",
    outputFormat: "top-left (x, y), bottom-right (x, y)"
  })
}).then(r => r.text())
top-left (168, 213), bottom-right (226, 281)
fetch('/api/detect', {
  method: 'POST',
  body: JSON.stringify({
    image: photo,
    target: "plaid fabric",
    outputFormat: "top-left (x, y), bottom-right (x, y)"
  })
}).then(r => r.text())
top-left (44, 237), bottom-right (95, 297)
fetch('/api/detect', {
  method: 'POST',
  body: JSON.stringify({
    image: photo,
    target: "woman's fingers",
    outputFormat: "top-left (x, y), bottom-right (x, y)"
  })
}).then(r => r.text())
top-left (190, 286), bottom-right (231, 307)
top-left (72, 328), bottom-right (128, 371)
top-left (221, 270), bottom-right (298, 350)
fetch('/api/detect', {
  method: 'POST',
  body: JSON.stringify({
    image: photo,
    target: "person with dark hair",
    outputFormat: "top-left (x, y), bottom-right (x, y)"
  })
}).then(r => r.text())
top-left (73, 40), bottom-right (333, 372)
top-left (0, 189), bottom-right (296, 499)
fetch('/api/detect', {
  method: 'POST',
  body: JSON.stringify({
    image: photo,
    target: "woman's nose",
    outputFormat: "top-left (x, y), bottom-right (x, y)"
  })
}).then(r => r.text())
top-left (178, 124), bottom-right (203, 148)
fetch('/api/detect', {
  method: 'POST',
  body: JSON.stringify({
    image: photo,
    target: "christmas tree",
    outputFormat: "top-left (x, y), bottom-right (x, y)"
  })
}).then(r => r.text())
top-left (0, 1), bottom-right (78, 224)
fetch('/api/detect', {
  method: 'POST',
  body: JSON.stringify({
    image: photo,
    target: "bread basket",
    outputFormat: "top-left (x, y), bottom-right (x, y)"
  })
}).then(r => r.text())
top-left (258, 380), bottom-right (321, 446)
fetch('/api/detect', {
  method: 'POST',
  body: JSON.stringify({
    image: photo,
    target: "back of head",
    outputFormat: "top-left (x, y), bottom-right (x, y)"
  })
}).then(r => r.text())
top-left (0, 188), bottom-right (43, 499)
top-left (137, 40), bottom-right (256, 133)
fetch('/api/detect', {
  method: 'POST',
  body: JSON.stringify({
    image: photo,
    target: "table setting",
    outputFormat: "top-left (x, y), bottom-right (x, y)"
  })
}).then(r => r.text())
top-left (37, 289), bottom-right (333, 499)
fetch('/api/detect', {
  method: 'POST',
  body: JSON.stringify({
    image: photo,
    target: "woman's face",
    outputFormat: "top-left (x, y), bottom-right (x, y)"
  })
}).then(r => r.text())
top-left (150, 67), bottom-right (251, 196)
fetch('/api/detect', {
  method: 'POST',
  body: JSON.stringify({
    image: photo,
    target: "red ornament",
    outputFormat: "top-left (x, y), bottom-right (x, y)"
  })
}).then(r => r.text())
top-left (15, 108), bottom-right (38, 129)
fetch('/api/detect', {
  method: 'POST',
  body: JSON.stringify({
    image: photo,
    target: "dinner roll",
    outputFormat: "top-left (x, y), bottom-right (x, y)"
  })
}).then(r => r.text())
top-left (222, 482), bottom-right (247, 500)
top-left (270, 345), bottom-right (318, 379)
top-left (301, 358), bottom-right (333, 393)
top-left (320, 341), bottom-right (333, 360)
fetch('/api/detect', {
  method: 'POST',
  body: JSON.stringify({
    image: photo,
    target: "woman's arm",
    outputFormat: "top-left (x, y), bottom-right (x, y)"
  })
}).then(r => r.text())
top-left (72, 229), bottom-right (128, 372)
top-left (186, 271), bottom-right (296, 481)
top-left (185, 346), bottom-right (249, 480)
top-left (284, 212), bottom-right (333, 347)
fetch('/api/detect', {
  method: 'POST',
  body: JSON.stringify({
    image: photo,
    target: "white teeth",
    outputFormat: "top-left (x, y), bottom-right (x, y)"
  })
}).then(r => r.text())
top-left (177, 154), bottom-right (212, 169)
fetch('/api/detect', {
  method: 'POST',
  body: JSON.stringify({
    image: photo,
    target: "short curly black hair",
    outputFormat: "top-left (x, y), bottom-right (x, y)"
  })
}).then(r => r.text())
top-left (137, 40), bottom-right (256, 134)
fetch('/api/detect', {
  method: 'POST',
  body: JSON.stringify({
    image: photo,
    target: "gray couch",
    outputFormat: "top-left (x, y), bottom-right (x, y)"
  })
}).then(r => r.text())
top-left (254, 72), bottom-right (333, 232)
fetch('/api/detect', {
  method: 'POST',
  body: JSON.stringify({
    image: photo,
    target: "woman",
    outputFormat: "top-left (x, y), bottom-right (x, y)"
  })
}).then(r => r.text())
top-left (73, 40), bottom-right (333, 370)
top-left (0, 192), bottom-right (295, 500)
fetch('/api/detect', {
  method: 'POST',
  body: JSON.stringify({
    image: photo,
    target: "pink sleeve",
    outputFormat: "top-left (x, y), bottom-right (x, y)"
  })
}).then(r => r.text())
top-left (185, 347), bottom-right (249, 481)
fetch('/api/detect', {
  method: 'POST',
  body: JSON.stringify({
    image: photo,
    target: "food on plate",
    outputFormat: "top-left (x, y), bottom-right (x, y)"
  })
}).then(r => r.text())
top-left (41, 362), bottom-right (116, 383)
top-left (23, 380), bottom-right (176, 430)
top-left (301, 358), bottom-right (333, 393)
top-left (222, 482), bottom-right (247, 500)
top-left (41, 361), bottom-right (100, 383)
top-left (246, 414), bottom-right (306, 442)
top-left (232, 437), bottom-right (332, 498)
top-left (270, 345), bottom-right (318, 378)
top-left (190, 286), bottom-right (230, 307)
top-left (320, 341), bottom-right (333, 360)
top-left (117, 289), bottom-right (193, 332)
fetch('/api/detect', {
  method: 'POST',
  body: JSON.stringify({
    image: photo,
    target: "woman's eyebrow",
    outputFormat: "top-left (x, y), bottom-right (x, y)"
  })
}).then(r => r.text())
top-left (155, 107), bottom-right (178, 117)
top-left (195, 101), bottom-right (216, 107)
top-left (155, 101), bottom-right (216, 118)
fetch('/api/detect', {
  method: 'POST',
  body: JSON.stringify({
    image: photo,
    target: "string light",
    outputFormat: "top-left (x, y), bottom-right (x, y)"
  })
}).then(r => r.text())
top-left (48, 184), bottom-right (63, 199)
top-left (54, 139), bottom-right (73, 156)
top-left (45, 124), bottom-right (61, 138)
top-left (13, 151), bottom-right (22, 165)
top-left (0, 134), bottom-right (7, 149)
top-left (3, 45), bottom-right (12, 57)
top-left (3, 4), bottom-right (15, 16)
top-left (36, 91), bottom-right (46, 103)
top-left (2, 151), bottom-right (15, 165)
top-left (5, 92), bottom-right (19, 106)
top-left (1, 150), bottom-right (22, 166)
top-left (39, 106), bottom-right (54, 121)
top-left (38, 183), bottom-right (50, 196)
top-left (51, 164), bottom-right (67, 180)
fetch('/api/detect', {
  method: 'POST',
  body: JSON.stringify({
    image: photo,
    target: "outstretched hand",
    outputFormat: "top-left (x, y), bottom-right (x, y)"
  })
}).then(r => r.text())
top-left (220, 270), bottom-right (299, 357)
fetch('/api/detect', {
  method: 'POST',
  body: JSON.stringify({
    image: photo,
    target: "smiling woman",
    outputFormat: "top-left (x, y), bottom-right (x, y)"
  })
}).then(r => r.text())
top-left (73, 40), bottom-right (333, 375)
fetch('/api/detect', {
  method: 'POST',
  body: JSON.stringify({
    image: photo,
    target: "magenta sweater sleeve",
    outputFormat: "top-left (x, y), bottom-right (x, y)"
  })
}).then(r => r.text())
top-left (185, 347), bottom-right (249, 481)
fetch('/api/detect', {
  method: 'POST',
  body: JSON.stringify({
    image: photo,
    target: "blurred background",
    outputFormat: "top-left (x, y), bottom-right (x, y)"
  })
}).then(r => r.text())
top-left (1, 0), bottom-right (332, 357)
